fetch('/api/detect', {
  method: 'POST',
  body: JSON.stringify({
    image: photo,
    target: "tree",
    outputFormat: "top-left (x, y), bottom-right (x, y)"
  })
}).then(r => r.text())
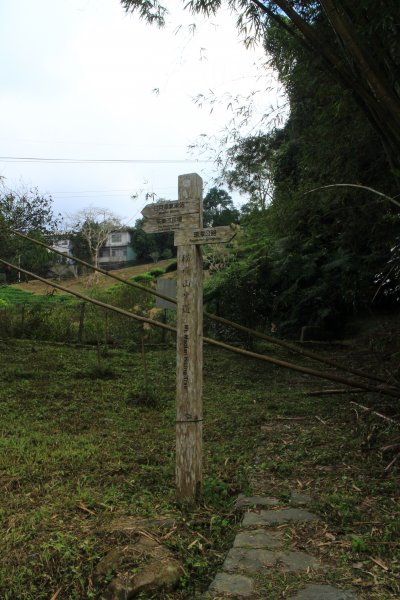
top-left (203, 187), bottom-right (240, 227)
top-left (130, 210), bottom-right (176, 261)
top-left (0, 186), bottom-right (61, 280)
top-left (224, 136), bottom-right (274, 211)
top-left (120, 0), bottom-right (400, 177)
top-left (69, 207), bottom-right (121, 268)
top-left (206, 13), bottom-right (400, 334)
top-left (130, 219), bottom-right (157, 260)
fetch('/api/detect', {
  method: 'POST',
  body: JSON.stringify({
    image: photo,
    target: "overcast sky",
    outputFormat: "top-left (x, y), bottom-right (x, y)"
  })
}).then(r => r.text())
top-left (0, 0), bottom-right (282, 225)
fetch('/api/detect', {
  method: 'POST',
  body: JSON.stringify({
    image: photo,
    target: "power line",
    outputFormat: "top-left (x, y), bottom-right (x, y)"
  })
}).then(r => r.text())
top-left (52, 193), bottom-right (141, 199)
top-left (0, 156), bottom-right (211, 164)
top-left (52, 187), bottom-right (179, 196)
top-left (53, 188), bottom-right (138, 194)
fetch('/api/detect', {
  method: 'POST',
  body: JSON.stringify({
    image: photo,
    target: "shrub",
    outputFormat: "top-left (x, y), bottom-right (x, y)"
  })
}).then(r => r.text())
top-left (161, 248), bottom-right (173, 260)
top-left (165, 260), bottom-right (177, 273)
top-left (149, 267), bottom-right (165, 277)
top-left (132, 273), bottom-right (154, 284)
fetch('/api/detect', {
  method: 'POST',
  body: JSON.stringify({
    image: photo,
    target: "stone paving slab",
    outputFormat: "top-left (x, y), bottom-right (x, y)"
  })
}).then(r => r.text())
top-left (207, 489), bottom-right (357, 599)
top-left (223, 547), bottom-right (319, 574)
top-left (208, 572), bottom-right (255, 598)
top-left (233, 528), bottom-right (285, 549)
top-left (223, 547), bottom-right (276, 573)
top-left (235, 494), bottom-right (281, 510)
top-left (242, 508), bottom-right (318, 526)
top-left (277, 550), bottom-right (320, 572)
top-left (290, 583), bottom-right (358, 599)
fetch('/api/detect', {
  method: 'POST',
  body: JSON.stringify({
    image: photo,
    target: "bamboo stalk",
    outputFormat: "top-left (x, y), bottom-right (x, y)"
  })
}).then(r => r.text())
top-left (10, 228), bottom-right (176, 304)
top-left (204, 311), bottom-right (387, 384)
top-left (0, 258), bottom-right (175, 333)
top-left (1, 257), bottom-right (399, 403)
top-left (350, 401), bottom-right (399, 426)
top-left (308, 388), bottom-right (364, 396)
top-left (9, 228), bottom-right (388, 385)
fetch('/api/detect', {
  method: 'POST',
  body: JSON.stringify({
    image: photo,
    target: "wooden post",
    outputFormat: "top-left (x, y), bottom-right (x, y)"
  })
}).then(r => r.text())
top-left (140, 173), bottom-right (235, 502)
top-left (175, 174), bottom-right (203, 501)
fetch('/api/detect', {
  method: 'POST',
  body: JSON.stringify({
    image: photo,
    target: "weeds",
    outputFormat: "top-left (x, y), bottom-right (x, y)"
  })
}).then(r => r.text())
top-left (0, 335), bottom-right (399, 598)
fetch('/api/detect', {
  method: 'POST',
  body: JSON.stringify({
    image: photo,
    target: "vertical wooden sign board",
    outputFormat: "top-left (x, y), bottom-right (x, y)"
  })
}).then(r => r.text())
top-left (175, 174), bottom-right (203, 501)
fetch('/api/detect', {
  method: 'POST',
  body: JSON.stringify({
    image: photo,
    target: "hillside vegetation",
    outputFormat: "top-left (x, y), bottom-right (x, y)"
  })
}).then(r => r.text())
top-left (5, 259), bottom-right (174, 298)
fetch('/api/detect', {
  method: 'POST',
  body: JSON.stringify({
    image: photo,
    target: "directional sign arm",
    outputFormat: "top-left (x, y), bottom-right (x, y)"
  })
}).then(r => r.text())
top-left (141, 199), bottom-right (200, 219)
top-left (174, 225), bottom-right (239, 246)
top-left (142, 213), bottom-right (201, 234)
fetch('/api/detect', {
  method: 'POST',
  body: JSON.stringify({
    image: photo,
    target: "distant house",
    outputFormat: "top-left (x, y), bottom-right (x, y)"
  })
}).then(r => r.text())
top-left (48, 234), bottom-right (77, 278)
top-left (98, 229), bottom-right (136, 269)
top-left (51, 235), bottom-right (74, 264)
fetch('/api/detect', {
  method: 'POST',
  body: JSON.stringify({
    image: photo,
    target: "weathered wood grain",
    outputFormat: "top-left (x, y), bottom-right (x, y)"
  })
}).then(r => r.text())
top-left (175, 173), bottom-right (203, 500)
top-left (141, 199), bottom-right (199, 219)
top-left (142, 212), bottom-right (200, 234)
top-left (174, 225), bottom-right (237, 246)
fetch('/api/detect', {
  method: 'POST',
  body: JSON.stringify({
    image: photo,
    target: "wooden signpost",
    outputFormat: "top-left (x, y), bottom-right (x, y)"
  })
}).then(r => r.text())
top-left (141, 173), bottom-right (236, 501)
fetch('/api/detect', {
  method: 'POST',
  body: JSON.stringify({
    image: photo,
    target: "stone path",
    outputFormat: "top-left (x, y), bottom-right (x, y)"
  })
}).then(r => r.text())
top-left (206, 492), bottom-right (358, 599)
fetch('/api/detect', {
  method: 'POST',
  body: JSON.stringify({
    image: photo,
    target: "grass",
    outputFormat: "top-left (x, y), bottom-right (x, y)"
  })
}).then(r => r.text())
top-left (0, 336), bottom-right (399, 598)
top-left (0, 340), bottom-right (265, 599)
top-left (0, 285), bottom-right (71, 305)
top-left (7, 259), bottom-right (175, 298)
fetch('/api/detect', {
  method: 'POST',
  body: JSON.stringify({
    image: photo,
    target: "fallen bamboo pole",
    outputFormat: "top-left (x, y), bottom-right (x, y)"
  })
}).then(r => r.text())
top-left (350, 401), bottom-right (399, 426)
top-left (203, 311), bottom-right (386, 384)
top-left (1, 257), bottom-right (399, 401)
top-left (308, 388), bottom-right (365, 395)
top-left (0, 258), bottom-right (175, 333)
top-left (8, 228), bottom-right (388, 385)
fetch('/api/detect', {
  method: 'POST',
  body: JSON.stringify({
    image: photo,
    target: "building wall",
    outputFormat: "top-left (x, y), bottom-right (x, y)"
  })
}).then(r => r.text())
top-left (98, 230), bottom-right (136, 267)
top-left (52, 231), bottom-right (136, 269)
top-left (106, 231), bottom-right (131, 246)
top-left (52, 238), bottom-right (74, 264)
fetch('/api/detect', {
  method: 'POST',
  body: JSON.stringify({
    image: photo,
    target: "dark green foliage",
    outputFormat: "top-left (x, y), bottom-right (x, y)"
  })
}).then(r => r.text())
top-left (206, 13), bottom-right (400, 336)
top-left (204, 256), bottom-right (273, 333)
top-left (130, 220), bottom-right (157, 259)
top-left (224, 137), bottom-right (274, 211)
top-left (118, 0), bottom-right (400, 333)
top-left (132, 272), bottom-right (153, 283)
top-left (149, 267), bottom-right (165, 277)
top-left (0, 279), bottom-right (156, 346)
top-left (0, 286), bottom-right (68, 306)
top-left (69, 228), bottom-right (92, 266)
top-left (203, 187), bottom-right (240, 227)
top-left (75, 363), bottom-right (117, 380)
top-left (160, 247), bottom-right (173, 259)
top-left (262, 18), bottom-right (400, 331)
top-left (202, 476), bottom-right (230, 508)
top-left (130, 218), bottom-right (175, 260)
top-left (0, 187), bottom-right (61, 280)
top-left (165, 260), bottom-right (177, 273)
